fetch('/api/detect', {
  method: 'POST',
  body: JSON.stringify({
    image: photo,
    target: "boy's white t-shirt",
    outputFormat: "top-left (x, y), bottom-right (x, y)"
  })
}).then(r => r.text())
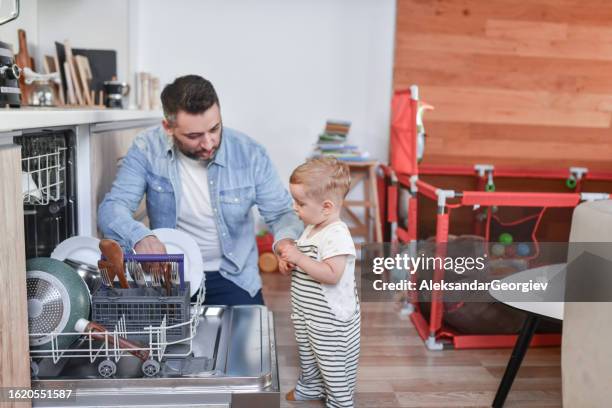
top-left (296, 220), bottom-right (358, 321)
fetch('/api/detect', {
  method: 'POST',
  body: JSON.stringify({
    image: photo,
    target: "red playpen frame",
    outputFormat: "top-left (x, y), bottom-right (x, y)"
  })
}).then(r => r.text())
top-left (379, 86), bottom-right (612, 350)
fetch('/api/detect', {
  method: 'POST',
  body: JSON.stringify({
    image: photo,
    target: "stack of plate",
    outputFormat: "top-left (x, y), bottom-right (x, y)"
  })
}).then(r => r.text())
top-left (150, 228), bottom-right (204, 297)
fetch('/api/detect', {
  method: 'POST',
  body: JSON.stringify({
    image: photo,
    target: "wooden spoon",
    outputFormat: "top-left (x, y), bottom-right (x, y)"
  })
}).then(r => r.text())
top-left (75, 318), bottom-right (149, 362)
top-left (99, 239), bottom-right (130, 289)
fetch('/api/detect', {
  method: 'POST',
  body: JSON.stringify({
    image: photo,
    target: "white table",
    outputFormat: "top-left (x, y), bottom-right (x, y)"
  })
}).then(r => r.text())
top-left (489, 263), bottom-right (565, 320)
top-left (488, 263), bottom-right (565, 408)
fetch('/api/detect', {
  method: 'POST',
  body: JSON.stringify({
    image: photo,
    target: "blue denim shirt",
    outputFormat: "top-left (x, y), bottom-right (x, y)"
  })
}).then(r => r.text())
top-left (98, 125), bottom-right (303, 296)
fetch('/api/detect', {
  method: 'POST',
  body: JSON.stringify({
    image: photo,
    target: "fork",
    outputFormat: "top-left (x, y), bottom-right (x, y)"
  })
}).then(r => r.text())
top-left (170, 261), bottom-right (180, 287)
top-left (98, 260), bottom-right (115, 288)
top-left (137, 263), bottom-right (148, 287)
top-left (127, 259), bottom-right (147, 289)
top-left (151, 264), bottom-right (162, 292)
top-left (100, 267), bottom-right (112, 287)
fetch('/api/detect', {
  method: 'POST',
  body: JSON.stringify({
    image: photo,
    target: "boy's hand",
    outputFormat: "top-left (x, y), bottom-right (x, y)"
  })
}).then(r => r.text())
top-left (275, 239), bottom-right (294, 254)
top-left (275, 239), bottom-right (297, 275)
top-left (277, 258), bottom-right (294, 276)
top-left (280, 245), bottom-right (303, 265)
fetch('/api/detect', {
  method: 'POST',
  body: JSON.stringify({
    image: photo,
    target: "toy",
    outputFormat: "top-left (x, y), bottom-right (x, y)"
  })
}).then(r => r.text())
top-left (498, 233), bottom-right (513, 245)
top-left (379, 85), bottom-right (612, 350)
top-left (256, 231), bottom-right (278, 273)
top-left (491, 243), bottom-right (506, 257)
top-left (517, 243), bottom-right (531, 257)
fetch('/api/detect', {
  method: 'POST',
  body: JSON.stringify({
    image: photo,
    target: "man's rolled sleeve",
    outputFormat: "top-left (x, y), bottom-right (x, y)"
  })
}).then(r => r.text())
top-left (98, 143), bottom-right (152, 250)
top-left (253, 146), bottom-right (303, 250)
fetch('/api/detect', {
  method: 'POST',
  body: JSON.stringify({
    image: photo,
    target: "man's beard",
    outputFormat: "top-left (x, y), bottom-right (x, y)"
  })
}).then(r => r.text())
top-left (175, 133), bottom-right (221, 162)
top-left (183, 148), bottom-right (211, 161)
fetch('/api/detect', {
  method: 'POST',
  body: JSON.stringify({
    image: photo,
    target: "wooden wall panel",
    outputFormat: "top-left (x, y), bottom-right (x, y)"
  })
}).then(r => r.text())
top-left (394, 0), bottom-right (612, 170)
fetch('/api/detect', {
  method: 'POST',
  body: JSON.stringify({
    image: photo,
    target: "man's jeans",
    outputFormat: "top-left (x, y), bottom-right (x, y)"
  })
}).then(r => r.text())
top-left (191, 272), bottom-right (264, 305)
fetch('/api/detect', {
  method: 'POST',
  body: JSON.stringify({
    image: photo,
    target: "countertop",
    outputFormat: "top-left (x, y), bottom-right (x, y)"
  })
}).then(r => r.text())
top-left (0, 107), bottom-right (162, 132)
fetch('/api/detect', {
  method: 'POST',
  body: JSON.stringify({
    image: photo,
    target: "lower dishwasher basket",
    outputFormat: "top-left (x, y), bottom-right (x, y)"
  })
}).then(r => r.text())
top-left (31, 305), bottom-right (280, 408)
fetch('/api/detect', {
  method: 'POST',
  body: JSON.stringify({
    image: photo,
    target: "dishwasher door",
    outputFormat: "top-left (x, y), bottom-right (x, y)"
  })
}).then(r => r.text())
top-left (31, 306), bottom-right (280, 408)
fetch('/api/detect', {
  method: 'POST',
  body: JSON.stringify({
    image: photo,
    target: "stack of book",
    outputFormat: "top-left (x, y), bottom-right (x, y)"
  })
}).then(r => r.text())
top-left (318, 120), bottom-right (350, 143)
top-left (313, 120), bottom-right (369, 161)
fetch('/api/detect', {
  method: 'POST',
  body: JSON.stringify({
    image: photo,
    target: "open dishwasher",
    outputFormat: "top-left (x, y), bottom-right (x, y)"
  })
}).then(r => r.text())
top-left (14, 128), bottom-right (281, 407)
top-left (30, 302), bottom-right (280, 408)
top-left (27, 252), bottom-right (280, 408)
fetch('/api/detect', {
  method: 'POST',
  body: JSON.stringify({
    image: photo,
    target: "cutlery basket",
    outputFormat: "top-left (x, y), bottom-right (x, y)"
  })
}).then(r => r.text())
top-left (92, 254), bottom-right (191, 342)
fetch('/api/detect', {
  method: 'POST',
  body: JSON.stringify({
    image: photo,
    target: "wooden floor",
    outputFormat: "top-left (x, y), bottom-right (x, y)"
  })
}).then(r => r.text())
top-left (261, 273), bottom-right (562, 408)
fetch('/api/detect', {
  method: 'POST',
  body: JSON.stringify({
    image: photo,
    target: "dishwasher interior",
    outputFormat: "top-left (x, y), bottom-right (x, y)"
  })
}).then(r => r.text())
top-left (31, 305), bottom-right (279, 407)
top-left (15, 129), bottom-right (78, 259)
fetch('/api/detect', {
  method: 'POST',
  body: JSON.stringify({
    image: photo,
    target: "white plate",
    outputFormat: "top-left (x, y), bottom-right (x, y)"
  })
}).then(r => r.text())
top-left (51, 236), bottom-right (101, 266)
top-left (22, 171), bottom-right (42, 201)
top-left (152, 228), bottom-right (204, 297)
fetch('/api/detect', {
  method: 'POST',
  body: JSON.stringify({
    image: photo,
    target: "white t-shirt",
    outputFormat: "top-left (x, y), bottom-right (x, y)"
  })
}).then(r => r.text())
top-left (296, 220), bottom-right (358, 320)
top-left (176, 150), bottom-right (222, 271)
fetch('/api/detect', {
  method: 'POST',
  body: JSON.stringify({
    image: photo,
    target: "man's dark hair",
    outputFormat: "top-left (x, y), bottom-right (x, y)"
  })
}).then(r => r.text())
top-left (161, 75), bottom-right (219, 124)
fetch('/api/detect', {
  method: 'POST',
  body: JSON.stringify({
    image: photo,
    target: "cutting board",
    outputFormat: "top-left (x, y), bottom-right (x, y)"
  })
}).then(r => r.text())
top-left (75, 55), bottom-right (93, 105)
top-left (55, 41), bottom-right (68, 102)
top-left (63, 40), bottom-right (84, 105)
top-left (15, 29), bottom-right (34, 105)
top-left (73, 48), bottom-right (117, 94)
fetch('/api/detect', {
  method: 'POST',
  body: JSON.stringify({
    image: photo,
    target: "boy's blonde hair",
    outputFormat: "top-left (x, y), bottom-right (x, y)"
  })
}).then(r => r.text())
top-left (290, 157), bottom-right (351, 203)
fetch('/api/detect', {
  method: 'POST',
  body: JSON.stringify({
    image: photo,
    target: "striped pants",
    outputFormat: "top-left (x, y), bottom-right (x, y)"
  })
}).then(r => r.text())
top-left (291, 310), bottom-right (361, 408)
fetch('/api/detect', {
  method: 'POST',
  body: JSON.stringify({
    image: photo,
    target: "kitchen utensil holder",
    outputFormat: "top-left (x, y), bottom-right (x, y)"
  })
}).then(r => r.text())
top-left (92, 254), bottom-right (190, 341)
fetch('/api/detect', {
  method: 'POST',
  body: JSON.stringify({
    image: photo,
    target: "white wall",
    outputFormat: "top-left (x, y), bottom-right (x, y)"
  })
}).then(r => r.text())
top-left (2, 0), bottom-right (396, 184)
top-left (131, 0), bottom-right (396, 182)
top-left (36, 0), bottom-right (130, 82)
top-left (1, 0), bottom-right (129, 81)
top-left (0, 0), bottom-right (38, 55)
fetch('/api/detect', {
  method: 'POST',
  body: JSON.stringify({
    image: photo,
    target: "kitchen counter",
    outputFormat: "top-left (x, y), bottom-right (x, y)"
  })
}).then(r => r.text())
top-left (0, 107), bottom-right (162, 132)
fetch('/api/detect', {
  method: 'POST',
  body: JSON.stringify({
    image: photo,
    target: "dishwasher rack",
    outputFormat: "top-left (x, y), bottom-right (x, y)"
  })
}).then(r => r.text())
top-left (29, 288), bottom-right (205, 379)
top-left (21, 146), bottom-right (67, 205)
top-left (15, 130), bottom-right (78, 259)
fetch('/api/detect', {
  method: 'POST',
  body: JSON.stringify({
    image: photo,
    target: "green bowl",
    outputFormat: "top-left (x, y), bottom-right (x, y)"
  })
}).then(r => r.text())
top-left (26, 257), bottom-right (91, 351)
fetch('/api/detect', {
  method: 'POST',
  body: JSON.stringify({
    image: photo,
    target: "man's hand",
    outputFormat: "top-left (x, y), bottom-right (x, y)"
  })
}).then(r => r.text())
top-left (134, 235), bottom-right (167, 276)
top-left (134, 235), bottom-right (167, 254)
